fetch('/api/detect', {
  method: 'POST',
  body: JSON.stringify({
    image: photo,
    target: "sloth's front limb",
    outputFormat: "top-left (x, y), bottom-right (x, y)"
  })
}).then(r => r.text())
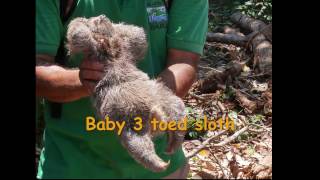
top-left (152, 101), bottom-right (186, 155)
top-left (120, 126), bottom-right (170, 172)
top-left (165, 121), bottom-right (187, 155)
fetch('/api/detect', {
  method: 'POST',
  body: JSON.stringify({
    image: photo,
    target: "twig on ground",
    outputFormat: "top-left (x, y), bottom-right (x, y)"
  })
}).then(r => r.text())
top-left (212, 126), bottom-right (249, 147)
top-left (211, 153), bottom-right (228, 178)
top-left (217, 101), bottom-right (226, 113)
top-left (186, 126), bottom-right (249, 158)
top-left (189, 92), bottom-right (206, 101)
top-left (186, 130), bottom-right (228, 159)
top-left (198, 65), bottom-right (223, 73)
top-left (248, 123), bottom-right (272, 133)
top-left (238, 89), bottom-right (262, 101)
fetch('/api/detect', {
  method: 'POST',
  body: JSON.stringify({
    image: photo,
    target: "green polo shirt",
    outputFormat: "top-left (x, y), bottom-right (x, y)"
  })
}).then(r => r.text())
top-left (36, 0), bottom-right (208, 178)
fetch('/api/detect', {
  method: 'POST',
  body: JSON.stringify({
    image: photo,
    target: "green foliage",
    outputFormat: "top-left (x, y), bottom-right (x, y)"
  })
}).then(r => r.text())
top-left (187, 120), bottom-right (204, 139)
top-left (208, 1), bottom-right (236, 31)
top-left (220, 87), bottom-right (236, 101)
top-left (248, 114), bottom-right (265, 124)
top-left (237, 131), bottom-right (250, 141)
top-left (246, 144), bottom-right (255, 156)
top-left (236, 0), bottom-right (272, 23)
top-left (185, 107), bottom-right (206, 139)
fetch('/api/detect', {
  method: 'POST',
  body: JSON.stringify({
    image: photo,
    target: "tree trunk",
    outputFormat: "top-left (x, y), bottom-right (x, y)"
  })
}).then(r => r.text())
top-left (251, 34), bottom-right (272, 74)
top-left (207, 32), bottom-right (247, 47)
top-left (230, 12), bottom-right (272, 74)
top-left (230, 12), bottom-right (267, 32)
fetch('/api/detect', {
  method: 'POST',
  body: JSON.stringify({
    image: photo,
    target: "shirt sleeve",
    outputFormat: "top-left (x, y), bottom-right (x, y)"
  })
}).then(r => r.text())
top-left (36, 0), bottom-right (63, 56)
top-left (166, 0), bottom-right (208, 55)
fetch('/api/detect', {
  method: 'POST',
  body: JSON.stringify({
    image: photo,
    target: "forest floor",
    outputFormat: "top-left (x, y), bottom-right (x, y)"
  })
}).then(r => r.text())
top-left (182, 41), bottom-right (272, 179)
top-left (182, 1), bottom-right (272, 179)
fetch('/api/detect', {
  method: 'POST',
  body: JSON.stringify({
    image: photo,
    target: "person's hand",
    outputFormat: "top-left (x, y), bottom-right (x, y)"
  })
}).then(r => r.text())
top-left (79, 57), bottom-right (105, 94)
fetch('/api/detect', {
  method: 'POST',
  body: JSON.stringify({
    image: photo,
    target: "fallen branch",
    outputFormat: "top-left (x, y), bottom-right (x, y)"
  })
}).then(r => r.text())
top-left (230, 12), bottom-right (272, 74)
top-left (207, 25), bottom-right (271, 48)
top-left (207, 32), bottom-right (247, 47)
top-left (198, 65), bottom-right (223, 72)
top-left (238, 89), bottom-right (261, 101)
top-left (248, 123), bottom-right (272, 133)
top-left (251, 33), bottom-right (272, 74)
top-left (217, 101), bottom-right (226, 113)
top-left (245, 24), bottom-right (272, 44)
top-left (189, 92), bottom-right (206, 101)
top-left (186, 130), bottom-right (227, 159)
top-left (210, 13), bottom-right (272, 65)
top-left (244, 73), bottom-right (270, 78)
top-left (230, 12), bottom-right (272, 42)
top-left (212, 126), bottom-right (249, 147)
top-left (206, 32), bottom-right (272, 74)
top-left (235, 90), bottom-right (258, 114)
top-left (230, 12), bottom-right (267, 32)
top-left (223, 26), bottom-right (244, 37)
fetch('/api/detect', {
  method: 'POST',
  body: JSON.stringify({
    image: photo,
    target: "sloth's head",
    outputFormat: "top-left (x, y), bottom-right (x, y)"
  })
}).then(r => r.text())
top-left (66, 15), bottom-right (148, 63)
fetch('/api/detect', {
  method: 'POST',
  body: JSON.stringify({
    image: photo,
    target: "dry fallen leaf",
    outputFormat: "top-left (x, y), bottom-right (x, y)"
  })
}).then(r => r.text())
top-left (259, 154), bottom-right (272, 168)
top-left (226, 151), bottom-right (234, 161)
top-left (256, 168), bottom-right (272, 179)
top-left (190, 173), bottom-right (202, 179)
top-left (235, 154), bottom-right (251, 167)
top-left (251, 152), bottom-right (264, 160)
top-left (199, 149), bottom-right (210, 157)
top-left (205, 161), bottom-right (217, 171)
top-left (229, 155), bottom-right (240, 178)
top-left (197, 149), bottom-right (211, 161)
top-left (242, 65), bottom-right (251, 72)
top-left (251, 154), bottom-right (272, 178)
top-left (251, 80), bottom-right (268, 92)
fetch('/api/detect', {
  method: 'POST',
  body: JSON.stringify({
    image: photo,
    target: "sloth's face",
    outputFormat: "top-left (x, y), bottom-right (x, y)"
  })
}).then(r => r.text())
top-left (67, 15), bottom-right (147, 62)
top-left (87, 15), bottom-right (115, 38)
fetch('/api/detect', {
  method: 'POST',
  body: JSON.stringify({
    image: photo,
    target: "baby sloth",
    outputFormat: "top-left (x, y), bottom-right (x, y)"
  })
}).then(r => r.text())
top-left (66, 15), bottom-right (186, 172)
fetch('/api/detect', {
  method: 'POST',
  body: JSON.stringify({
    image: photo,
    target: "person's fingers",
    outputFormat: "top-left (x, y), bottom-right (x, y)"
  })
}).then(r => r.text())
top-left (80, 58), bottom-right (105, 71)
top-left (79, 58), bottom-right (105, 94)
top-left (82, 80), bottom-right (98, 93)
top-left (79, 69), bottom-right (104, 81)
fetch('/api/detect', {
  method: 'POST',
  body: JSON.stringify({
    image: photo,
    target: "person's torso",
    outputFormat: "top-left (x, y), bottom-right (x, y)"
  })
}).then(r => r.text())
top-left (38, 0), bottom-right (186, 179)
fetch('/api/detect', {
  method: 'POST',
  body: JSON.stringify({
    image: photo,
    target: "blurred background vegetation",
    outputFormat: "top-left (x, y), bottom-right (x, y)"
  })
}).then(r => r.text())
top-left (208, 0), bottom-right (272, 32)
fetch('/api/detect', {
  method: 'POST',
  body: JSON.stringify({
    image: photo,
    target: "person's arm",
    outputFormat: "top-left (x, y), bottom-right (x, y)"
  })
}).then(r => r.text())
top-left (36, 54), bottom-right (105, 102)
top-left (158, 0), bottom-right (207, 98)
top-left (36, 0), bottom-right (105, 102)
top-left (157, 49), bottom-right (199, 98)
